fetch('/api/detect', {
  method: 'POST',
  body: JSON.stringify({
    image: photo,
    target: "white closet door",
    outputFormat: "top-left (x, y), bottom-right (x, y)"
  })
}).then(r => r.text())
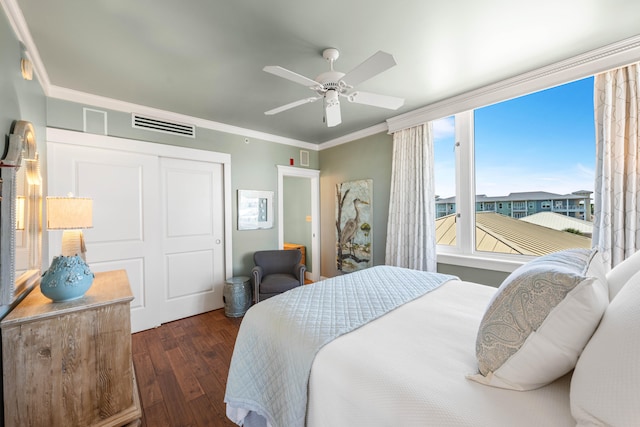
top-left (47, 142), bottom-right (164, 332)
top-left (159, 157), bottom-right (225, 323)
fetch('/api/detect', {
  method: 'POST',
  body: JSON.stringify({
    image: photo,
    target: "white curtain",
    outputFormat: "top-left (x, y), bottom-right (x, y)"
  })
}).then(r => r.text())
top-left (385, 123), bottom-right (437, 271)
top-left (593, 63), bottom-right (640, 268)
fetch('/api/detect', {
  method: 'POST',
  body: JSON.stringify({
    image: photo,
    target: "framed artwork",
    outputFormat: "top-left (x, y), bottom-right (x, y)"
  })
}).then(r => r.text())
top-left (336, 179), bottom-right (372, 272)
top-left (237, 190), bottom-right (273, 230)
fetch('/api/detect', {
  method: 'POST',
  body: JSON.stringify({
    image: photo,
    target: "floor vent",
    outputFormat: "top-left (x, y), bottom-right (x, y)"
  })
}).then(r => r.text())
top-left (132, 114), bottom-right (195, 138)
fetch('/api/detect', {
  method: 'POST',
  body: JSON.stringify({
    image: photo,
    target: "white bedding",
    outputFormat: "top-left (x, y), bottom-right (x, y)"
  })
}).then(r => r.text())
top-left (225, 266), bottom-right (456, 427)
top-left (307, 280), bottom-right (574, 426)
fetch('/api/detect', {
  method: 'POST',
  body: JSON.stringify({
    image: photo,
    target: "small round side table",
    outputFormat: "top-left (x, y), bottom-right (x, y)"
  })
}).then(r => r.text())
top-left (223, 276), bottom-right (252, 317)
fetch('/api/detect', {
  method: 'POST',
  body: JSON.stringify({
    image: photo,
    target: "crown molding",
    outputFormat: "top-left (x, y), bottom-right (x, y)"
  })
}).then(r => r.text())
top-left (1, 0), bottom-right (51, 90)
top-left (6, 0), bottom-right (640, 150)
top-left (318, 122), bottom-right (389, 150)
top-left (47, 85), bottom-right (319, 150)
top-left (3, 0), bottom-right (318, 150)
top-left (387, 34), bottom-right (640, 133)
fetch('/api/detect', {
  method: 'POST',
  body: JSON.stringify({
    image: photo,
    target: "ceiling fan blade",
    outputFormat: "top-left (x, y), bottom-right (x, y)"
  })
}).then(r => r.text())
top-left (263, 65), bottom-right (322, 89)
top-left (324, 98), bottom-right (342, 127)
top-left (341, 51), bottom-right (397, 87)
top-left (347, 91), bottom-right (404, 110)
top-left (264, 97), bottom-right (320, 115)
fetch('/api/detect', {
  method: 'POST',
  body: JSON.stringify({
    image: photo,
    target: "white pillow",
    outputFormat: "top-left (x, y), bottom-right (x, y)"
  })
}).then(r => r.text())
top-left (571, 269), bottom-right (640, 425)
top-left (468, 248), bottom-right (609, 391)
top-left (606, 249), bottom-right (640, 300)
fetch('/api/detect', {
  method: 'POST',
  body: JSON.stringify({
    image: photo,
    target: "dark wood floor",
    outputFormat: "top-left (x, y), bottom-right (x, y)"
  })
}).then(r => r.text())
top-left (131, 309), bottom-right (243, 427)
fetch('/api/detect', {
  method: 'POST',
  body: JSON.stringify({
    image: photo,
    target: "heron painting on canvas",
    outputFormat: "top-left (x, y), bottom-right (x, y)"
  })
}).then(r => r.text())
top-left (336, 179), bottom-right (372, 272)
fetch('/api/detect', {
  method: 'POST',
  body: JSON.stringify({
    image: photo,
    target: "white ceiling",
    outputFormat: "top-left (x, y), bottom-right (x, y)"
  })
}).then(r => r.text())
top-left (11, 0), bottom-right (640, 144)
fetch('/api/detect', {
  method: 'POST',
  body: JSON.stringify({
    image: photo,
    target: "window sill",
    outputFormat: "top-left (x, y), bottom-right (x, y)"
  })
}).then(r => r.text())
top-left (436, 251), bottom-right (530, 273)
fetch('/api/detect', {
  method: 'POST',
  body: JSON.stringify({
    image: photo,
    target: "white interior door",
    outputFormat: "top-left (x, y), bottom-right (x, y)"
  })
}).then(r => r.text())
top-left (159, 157), bottom-right (225, 323)
top-left (47, 142), bottom-right (164, 332)
top-left (47, 128), bottom-right (233, 333)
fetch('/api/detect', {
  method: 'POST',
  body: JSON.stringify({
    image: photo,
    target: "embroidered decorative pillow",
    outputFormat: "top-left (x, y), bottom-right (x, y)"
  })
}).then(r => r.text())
top-left (468, 248), bottom-right (608, 391)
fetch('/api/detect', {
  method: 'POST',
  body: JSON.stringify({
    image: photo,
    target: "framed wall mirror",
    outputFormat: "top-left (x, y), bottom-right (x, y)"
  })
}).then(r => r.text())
top-left (0, 120), bottom-right (42, 306)
top-left (237, 189), bottom-right (273, 230)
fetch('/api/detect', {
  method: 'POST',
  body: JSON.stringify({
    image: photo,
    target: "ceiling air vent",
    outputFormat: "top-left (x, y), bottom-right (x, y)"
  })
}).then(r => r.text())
top-left (132, 114), bottom-right (195, 138)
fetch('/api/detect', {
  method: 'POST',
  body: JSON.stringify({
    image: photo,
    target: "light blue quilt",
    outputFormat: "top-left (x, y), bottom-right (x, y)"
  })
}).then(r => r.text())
top-left (224, 265), bottom-right (457, 427)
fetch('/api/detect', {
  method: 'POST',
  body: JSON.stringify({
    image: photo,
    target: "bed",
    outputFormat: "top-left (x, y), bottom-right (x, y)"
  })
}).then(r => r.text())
top-left (225, 249), bottom-right (640, 427)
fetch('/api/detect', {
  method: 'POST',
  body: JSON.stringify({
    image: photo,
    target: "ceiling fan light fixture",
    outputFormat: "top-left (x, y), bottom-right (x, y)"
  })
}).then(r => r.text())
top-left (325, 89), bottom-right (339, 107)
top-left (324, 103), bottom-right (341, 128)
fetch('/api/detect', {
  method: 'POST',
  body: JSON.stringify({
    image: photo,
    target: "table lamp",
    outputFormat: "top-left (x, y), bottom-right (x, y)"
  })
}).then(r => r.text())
top-left (41, 195), bottom-right (95, 302)
top-left (46, 195), bottom-right (93, 260)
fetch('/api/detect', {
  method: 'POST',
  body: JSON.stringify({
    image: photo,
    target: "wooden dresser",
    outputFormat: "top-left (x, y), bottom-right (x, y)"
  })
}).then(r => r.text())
top-left (284, 243), bottom-right (306, 266)
top-left (1, 270), bottom-right (141, 427)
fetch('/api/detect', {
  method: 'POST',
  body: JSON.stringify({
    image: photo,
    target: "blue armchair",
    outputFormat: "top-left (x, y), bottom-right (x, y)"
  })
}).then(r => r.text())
top-left (252, 250), bottom-right (306, 303)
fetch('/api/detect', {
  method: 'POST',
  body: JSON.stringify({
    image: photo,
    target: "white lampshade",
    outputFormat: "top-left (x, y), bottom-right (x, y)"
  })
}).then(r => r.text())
top-left (46, 196), bottom-right (93, 261)
top-left (46, 197), bottom-right (93, 230)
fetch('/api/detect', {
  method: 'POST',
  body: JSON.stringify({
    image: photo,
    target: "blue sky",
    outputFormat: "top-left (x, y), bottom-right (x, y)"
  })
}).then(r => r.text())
top-left (433, 76), bottom-right (595, 198)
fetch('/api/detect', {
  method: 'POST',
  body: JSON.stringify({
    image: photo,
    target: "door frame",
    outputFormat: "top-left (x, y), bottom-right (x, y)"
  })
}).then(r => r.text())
top-left (46, 128), bottom-right (233, 279)
top-left (46, 129), bottom-right (233, 332)
top-left (277, 165), bottom-right (320, 282)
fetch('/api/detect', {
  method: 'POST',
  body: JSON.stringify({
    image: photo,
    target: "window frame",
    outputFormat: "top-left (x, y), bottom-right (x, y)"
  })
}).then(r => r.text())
top-left (437, 80), bottom-right (598, 272)
top-left (385, 37), bottom-right (640, 273)
top-left (437, 111), bottom-right (537, 273)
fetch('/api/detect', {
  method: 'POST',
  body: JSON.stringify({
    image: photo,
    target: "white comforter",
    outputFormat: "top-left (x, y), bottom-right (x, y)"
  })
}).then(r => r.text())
top-left (307, 280), bottom-right (574, 426)
top-left (226, 266), bottom-right (456, 427)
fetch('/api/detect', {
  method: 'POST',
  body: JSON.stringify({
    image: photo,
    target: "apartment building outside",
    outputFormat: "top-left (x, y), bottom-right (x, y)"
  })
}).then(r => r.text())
top-left (435, 190), bottom-right (593, 221)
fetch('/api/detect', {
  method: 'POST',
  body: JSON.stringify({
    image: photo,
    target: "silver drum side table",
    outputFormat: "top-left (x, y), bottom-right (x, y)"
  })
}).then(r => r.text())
top-left (223, 276), bottom-right (252, 317)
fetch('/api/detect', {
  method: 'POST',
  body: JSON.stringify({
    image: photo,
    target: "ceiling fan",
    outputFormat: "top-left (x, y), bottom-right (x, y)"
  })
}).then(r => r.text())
top-left (263, 48), bottom-right (404, 127)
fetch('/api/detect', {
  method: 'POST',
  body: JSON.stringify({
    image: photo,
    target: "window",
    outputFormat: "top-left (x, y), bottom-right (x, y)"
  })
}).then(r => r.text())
top-left (433, 116), bottom-right (456, 245)
top-left (435, 77), bottom-right (595, 262)
top-left (474, 77), bottom-right (594, 256)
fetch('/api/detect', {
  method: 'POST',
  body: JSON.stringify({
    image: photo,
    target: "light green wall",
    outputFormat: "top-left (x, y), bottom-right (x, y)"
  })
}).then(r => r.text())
top-left (1, 8), bottom-right (47, 422)
top-left (0, 10), bottom-right (47, 285)
top-left (437, 263), bottom-right (508, 287)
top-left (318, 131), bottom-right (512, 284)
top-left (0, 12), bottom-right (47, 185)
top-left (47, 97), bottom-right (512, 284)
top-left (2, 4), bottom-right (510, 293)
top-left (283, 176), bottom-right (312, 272)
top-left (0, 17), bottom-right (46, 140)
top-left (46, 98), bottom-right (319, 276)
top-left (319, 132), bottom-right (393, 277)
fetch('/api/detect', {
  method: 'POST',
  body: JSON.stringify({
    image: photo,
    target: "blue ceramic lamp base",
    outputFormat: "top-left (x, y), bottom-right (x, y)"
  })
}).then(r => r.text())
top-left (40, 255), bottom-right (94, 302)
